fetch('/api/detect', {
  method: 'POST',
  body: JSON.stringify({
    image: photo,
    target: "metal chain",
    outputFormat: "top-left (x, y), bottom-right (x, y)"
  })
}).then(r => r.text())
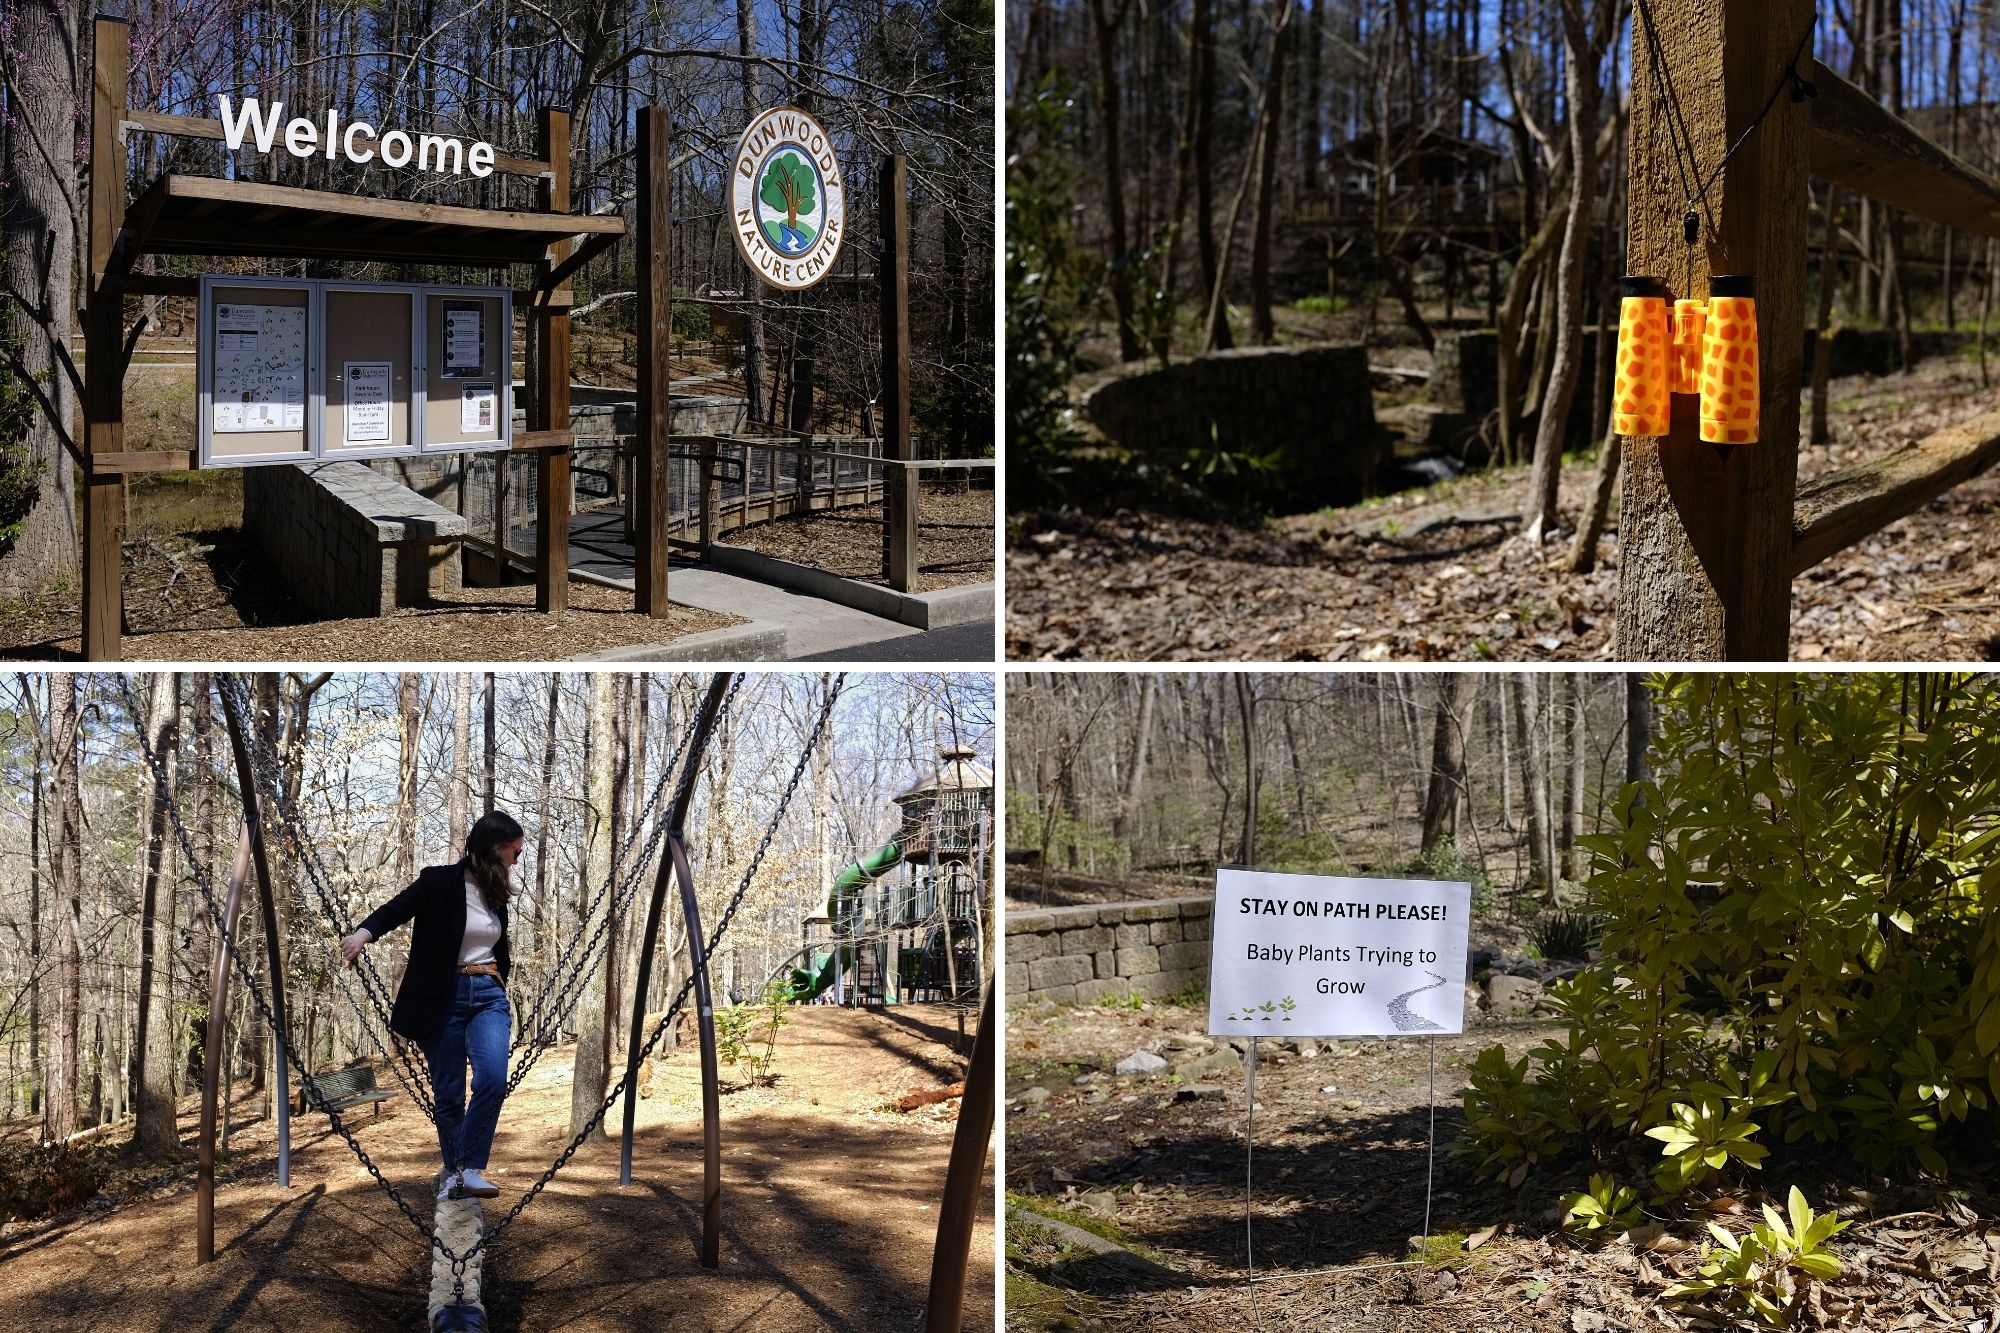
top-left (126, 671), bottom-right (841, 1308)
top-left (114, 677), bottom-right (458, 1270)
top-left (507, 676), bottom-right (739, 1076)
top-left (213, 675), bottom-right (437, 1115)
top-left (122, 674), bottom-right (437, 1120)
top-left (443, 671), bottom-right (846, 1281)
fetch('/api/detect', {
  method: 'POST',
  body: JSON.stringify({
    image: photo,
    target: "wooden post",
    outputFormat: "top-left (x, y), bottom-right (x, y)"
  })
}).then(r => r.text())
top-left (534, 108), bottom-right (573, 614)
top-left (1617, 0), bottom-right (1812, 659)
top-left (197, 826), bottom-right (253, 1265)
top-left (879, 155), bottom-right (916, 592)
top-left (923, 989), bottom-right (995, 1333)
top-left (83, 16), bottom-right (129, 661)
top-left (636, 106), bottom-right (672, 616)
top-left (220, 692), bottom-right (291, 1190)
top-left (698, 453), bottom-right (719, 554)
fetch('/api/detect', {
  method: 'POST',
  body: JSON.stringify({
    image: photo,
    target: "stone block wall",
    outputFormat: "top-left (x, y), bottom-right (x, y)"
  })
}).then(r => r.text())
top-left (1006, 896), bottom-right (1214, 1009)
top-left (243, 461), bottom-right (467, 618)
top-left (1079, 345), bottom-right (1387, 507)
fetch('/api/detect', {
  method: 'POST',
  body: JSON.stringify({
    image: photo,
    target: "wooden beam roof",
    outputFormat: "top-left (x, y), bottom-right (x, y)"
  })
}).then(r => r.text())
top-left (123, 174), bottom-right (624, 268)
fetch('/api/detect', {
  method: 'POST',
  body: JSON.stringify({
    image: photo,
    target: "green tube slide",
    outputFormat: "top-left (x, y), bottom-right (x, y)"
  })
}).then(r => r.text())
top-left (784, 840), bottom-right (904, 1001)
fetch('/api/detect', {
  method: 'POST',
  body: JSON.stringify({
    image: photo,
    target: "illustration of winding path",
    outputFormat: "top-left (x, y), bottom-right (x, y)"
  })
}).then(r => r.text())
top-left (1387, 970), bottom-right (1449, 1032)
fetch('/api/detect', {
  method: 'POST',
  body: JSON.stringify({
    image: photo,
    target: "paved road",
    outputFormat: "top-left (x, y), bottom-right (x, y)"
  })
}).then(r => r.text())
top-left (796, 620), bottom-right (995, 663)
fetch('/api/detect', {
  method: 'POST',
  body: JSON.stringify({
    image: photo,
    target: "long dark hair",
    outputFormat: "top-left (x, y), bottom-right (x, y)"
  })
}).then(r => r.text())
top-left (464, 810), bottom-right (523, 914)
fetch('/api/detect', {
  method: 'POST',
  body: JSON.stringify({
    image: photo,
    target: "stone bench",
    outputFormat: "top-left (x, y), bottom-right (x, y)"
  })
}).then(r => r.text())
top-left (243, 461), bottom-right (468, 619)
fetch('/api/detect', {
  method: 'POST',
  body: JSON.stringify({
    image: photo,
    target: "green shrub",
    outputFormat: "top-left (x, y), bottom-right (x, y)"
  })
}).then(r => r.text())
top-left (1459, 673), bottom-right (2000, 1192)
top-left (1530, 909), bottom-right (1603, 961)
top-left (1408, 840), bottom-right (1494, 915)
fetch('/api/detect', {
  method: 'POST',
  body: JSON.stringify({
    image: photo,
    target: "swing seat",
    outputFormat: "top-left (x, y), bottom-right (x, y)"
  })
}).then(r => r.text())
top-left (432, 1303), bottom-right (487, 1332)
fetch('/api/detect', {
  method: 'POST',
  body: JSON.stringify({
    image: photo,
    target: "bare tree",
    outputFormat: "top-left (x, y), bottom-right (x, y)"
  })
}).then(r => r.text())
top-left (1420, 673), bottom-right (1479, 854)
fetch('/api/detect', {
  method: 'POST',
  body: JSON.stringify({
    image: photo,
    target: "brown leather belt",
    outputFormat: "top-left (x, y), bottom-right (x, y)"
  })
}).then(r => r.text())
top-left (457, 962), bottom-right (501, 979)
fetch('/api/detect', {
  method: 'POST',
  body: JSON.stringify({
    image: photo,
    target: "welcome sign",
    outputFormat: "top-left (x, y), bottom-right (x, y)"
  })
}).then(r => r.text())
top-left (1208, 868), bottom-right (1472, 1037)
top-left (730, 106), bottom-right (847, 290)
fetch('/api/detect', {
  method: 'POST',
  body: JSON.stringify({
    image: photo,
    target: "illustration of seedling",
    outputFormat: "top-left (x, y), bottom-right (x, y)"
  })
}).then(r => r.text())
top-left (1279, 996), bottom-right (1297, 1021)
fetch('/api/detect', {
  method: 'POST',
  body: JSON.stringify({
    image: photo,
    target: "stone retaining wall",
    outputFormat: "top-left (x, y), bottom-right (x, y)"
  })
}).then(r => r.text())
top-left (242, 461), bottom-right (466, 617)
top-left (1006, 896), bottom-right (1213, 1009)
top-left (1079, 345), bottom-right (1387, 507)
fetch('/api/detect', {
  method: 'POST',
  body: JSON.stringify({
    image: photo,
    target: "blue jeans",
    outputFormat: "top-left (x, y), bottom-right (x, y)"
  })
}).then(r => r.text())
top-left (421, 973), bottom-right (512, 1173)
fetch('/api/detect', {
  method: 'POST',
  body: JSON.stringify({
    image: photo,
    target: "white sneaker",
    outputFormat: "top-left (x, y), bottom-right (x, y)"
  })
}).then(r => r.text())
top-left (436, 1170), bottom-right (461, 1201)
top-left (457, 1168), bottom-right (501, 1198)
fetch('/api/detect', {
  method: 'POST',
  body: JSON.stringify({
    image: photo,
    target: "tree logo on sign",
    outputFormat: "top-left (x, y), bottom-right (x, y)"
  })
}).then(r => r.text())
top-left (731, 107), bottom-right (846, 291)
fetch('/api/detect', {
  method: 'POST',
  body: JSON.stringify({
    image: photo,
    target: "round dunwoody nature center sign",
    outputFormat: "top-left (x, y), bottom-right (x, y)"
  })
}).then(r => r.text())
top-left (731, 106), bottom-right (846, 291)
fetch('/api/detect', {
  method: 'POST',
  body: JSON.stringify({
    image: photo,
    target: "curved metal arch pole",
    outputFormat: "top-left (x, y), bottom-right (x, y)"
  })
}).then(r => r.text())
top-left (619, 672), bottom-right (731, 1262)
top-left (924, 987), bottom-right (996, 1332)
top-left (196, 824), bottom-right (253, 1265)
top-left (220, 681), bottom-right (293, 1191)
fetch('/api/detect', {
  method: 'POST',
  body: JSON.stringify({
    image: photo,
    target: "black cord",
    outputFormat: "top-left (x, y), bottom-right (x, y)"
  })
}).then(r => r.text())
top-left (1631, 0), bottom-right (1818, 252)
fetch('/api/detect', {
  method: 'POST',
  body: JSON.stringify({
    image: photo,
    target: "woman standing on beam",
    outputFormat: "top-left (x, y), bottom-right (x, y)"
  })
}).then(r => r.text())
top-left (339, 811), bottom-right (524, 1202)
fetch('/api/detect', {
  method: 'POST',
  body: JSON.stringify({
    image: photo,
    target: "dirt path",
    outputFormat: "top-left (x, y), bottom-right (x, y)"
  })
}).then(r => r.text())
top-left (0, 1005), bottom-right (992, 1331)
top-left (1009, 356), bottom-right (2000, 661)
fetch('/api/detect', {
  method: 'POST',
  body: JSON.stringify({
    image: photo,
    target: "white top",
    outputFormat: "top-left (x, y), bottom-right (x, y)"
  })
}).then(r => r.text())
top-left (460, 874), bottom-right (501, 966)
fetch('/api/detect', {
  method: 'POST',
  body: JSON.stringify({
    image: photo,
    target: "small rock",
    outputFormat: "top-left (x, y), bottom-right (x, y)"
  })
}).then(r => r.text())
top-left (1292, 1038), bottom-right (1320, 1059)
top-left (1172, 1050), bottom-right (1243, 1080)
top-left (1174, 1084), bottom-right (1226, 1102)
top-left (1486, 974), bottom-right (1544, 1015)
top-left (1468, 947), bottom-right (1498, 972)
top-left (1114, 1050), bottom-right (1168, 1076)
top-left (1072, 1071), bottom-right (1098, 1087)
top-left (1017, 1086), bottom-right (1051, 1106)
top-left (1163, 1033), bottom-right (1213, 1054)
top-left (1507, 960), bottom-right (1540, 979)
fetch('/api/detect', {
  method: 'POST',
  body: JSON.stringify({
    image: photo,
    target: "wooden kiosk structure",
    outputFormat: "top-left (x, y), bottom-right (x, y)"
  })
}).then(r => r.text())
top-left (76, 17), bottom-right (947, 660)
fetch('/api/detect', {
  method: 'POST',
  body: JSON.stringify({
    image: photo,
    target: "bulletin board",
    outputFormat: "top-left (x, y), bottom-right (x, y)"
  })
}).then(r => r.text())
top-left (321, 285), bottom-right (418, 459)
top-left (199, 278), bottom-right (316, 466)
top-left (421, 286), bottom-right (511, 452)
top-left (198, 277), bottom-right (512, 466)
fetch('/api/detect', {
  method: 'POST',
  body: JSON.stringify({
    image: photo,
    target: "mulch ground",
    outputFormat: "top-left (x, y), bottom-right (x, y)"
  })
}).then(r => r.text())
top-left (0, 533), bottom-right (740, 662)
top-left (722, 487), bottom-right (995, 592)
top-left (1008, 356), bottom-right (2000, 661)
top-left (1005, 999), bottom-right (2000, 1332)
top-left (0, 1004), bottom-right (993, 1331)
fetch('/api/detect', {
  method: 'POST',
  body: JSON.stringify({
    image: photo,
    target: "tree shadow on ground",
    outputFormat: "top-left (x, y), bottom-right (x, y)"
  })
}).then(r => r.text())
top-left (1014, 1099), bottom-right (1493, 1280)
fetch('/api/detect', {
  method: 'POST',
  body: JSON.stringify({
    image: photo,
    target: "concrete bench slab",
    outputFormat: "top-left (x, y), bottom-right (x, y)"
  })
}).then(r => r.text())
top-left (244, 461), bottom-right (469, 619)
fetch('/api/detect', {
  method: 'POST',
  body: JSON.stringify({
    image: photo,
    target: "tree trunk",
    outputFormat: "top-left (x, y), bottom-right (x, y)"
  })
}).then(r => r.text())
top-left (45, 675), bottom-right (83, 1143)
top-left (1625, 673), bottom-right (1653, 787)
top-left (0, 0), bottom-right (83, 597)
top-left (132, 675), bottom-right (182, 1156)
top-left (1249, 16), bottom-right (1291, 343)
top-left (735, 0), bottom-right (769, 421)
top-left (1234, 674), bottom-right (1260, 865)
top-left (570, 673), bottom-right (616, 1139)
top-left (1111, 675), bottom-right (1157, 852)
top-left (1088, 0), bottom-right (1142, 362)
top-left (397, 675), bottom-right (419, 885)
top-left (450, 674), bottom-right (471, 851)
top-left (1523, 7), bottom-right (1604, 542)
top-left (483, 671), bottom-right (497, 811)
top-left (1561, 674), bottom-right (1586, 879)
top-left (1420, 674), bottom-right (1479, 855)
top-left (1511, 673), bottom-right (1555, 905)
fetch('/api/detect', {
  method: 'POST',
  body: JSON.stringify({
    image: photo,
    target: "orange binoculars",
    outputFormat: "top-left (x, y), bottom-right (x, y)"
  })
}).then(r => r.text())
top-left (1612, 274), bottom-right (1759, 444)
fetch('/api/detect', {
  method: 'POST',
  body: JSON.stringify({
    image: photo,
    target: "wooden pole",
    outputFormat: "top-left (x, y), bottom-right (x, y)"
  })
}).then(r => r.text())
top-left (220, 688), bottom-right (291, 1189)
top-left (1616, 0), bottom-right (1812, 660)
top-left (923, 989), bottom-right (995, 1333)
top-left (534, 107), bottom-right (573, 614)
top-left (879, 154), bottom-right (916, 592)
top-left (636, 106), bottom-right (672, 616)
top-left (83, 15), bottom-right (129, 661)
top-left (197, 825), bottom-right (253, 1265)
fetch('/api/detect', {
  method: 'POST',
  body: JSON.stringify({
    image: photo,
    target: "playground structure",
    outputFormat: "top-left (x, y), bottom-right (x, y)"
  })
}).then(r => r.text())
top-left (784, 745), bottom-right (993, 1007)
top-left (1617, 1), bottom-right (2000, 659)
top-left (122, 672), bottom-right (993, 1332)
top-left (73, 19), bottom-right (991, 661)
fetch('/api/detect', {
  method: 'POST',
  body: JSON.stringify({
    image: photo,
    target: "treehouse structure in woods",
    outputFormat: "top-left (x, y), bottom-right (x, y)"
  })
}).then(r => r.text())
top-left (1619, 0), bottom-right (2000, 659)
top-left (787, 745), bottom-right (992, 1007)
top-left (74, 16), bottom-right (942, 661)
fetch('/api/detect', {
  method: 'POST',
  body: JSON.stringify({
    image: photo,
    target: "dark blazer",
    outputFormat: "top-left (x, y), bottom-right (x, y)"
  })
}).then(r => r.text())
top-left (358, 862), bottom-right (512, 1042)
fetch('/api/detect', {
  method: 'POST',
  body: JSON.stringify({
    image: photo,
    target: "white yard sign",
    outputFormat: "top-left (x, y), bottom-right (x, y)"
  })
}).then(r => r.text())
top-left (1208, 868), bottom-right (1471, 1037)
